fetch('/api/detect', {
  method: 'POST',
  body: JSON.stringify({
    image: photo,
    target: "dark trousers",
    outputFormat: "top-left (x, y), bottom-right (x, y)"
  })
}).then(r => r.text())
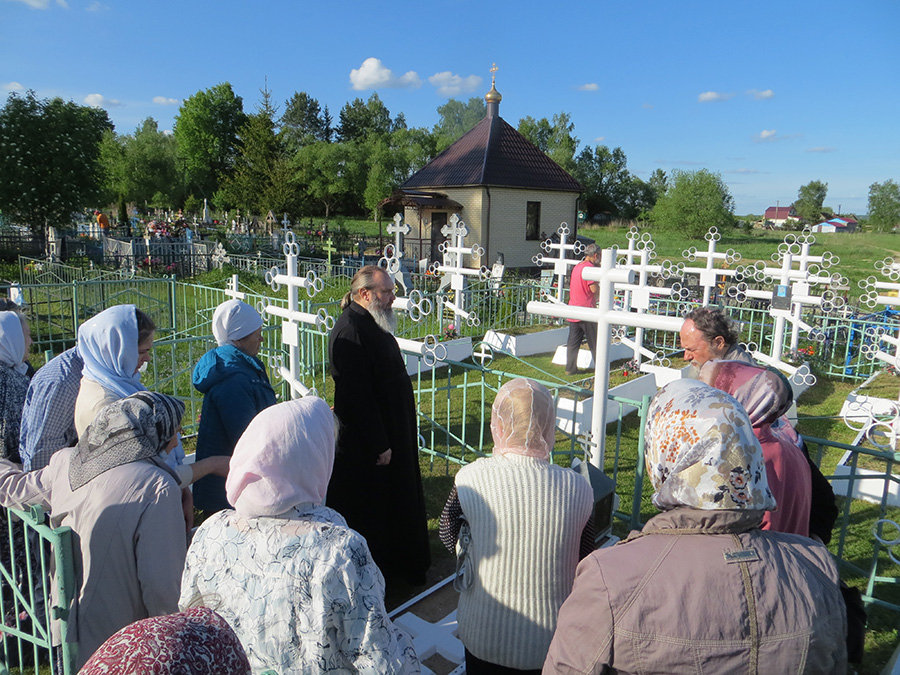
top-left (566, 320), bottom-right (598, 373)
top-left (464, 648), bottom-right (541, 675)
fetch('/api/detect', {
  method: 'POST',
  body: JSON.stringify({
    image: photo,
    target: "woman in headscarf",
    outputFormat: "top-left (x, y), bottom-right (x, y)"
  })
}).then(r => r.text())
top-left (80, 607), bottom-right (250, 675)
top-left (439, 378), bottom-right (593, 674)
top-left (191, 298), bottom-right (276, 514)
top-left (74, 304), bottom-right (156, 438)
top-left (698, 359), bottom-right (813, 536)
top-left (0, 392), bottom-right (190, 670)
top-left (179, 397), bottom-right (419, 675)
top-left (0, 309), bottom-right (33, 461)
top-left (545, 379), bottom-right (847, 675)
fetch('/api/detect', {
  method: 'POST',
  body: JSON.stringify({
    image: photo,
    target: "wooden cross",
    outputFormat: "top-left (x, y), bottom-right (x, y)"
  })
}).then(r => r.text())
top-left (323, 237), bottom-right (336, 267)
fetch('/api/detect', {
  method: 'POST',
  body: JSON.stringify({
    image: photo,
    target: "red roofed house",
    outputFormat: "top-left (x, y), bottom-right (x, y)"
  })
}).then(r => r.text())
top-left (812, 216), bottom-right (859, 234)
top-left (764, 205), bottom-right (799, 228)
top-left (386, 76), bottom-right (582, 268)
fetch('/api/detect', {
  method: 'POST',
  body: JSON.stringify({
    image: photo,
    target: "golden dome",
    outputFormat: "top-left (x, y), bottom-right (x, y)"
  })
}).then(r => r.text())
top-left (485, 62), bottom-right (502, 102)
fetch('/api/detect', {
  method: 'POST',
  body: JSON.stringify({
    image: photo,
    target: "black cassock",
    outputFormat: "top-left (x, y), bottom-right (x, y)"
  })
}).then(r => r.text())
top-left (327, 302), bottom-right (431, 585)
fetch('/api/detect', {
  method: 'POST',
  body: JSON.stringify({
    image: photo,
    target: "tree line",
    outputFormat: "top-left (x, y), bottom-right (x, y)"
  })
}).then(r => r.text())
top-left (1, 83), bottom-right (899, 241)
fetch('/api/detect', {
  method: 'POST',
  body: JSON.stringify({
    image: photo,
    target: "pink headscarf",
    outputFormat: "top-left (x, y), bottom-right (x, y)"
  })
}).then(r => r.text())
top-left (698, 360), bottom-right (793, 427)
top-left (226, 397), bottom-right (335, 517)
top-left (490, 378), bottom-right (557, 461)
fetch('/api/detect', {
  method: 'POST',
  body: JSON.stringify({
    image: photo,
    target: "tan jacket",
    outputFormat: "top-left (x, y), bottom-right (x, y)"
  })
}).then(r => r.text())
top-left (544, 508), bottom-right (847, 674)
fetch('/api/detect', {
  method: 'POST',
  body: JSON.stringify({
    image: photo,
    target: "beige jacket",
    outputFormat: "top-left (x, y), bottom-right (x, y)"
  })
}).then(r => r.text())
top-left (544, 508), bottom-right (847, 674)
top-left (0, 448), bottom-right (185, 669)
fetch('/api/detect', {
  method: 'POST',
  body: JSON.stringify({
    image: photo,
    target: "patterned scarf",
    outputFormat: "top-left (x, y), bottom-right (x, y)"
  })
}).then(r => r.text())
top-left (698, 360), bottom-right (793, 427)
top-left (645, 379), bottom-right (775, 511)
top-left (69, 391), bottom-right (185, 490)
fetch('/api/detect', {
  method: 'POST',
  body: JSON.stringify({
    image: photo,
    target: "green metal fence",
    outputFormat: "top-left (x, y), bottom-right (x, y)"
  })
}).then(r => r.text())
top-left (0, 505), bottom-right (77, 674)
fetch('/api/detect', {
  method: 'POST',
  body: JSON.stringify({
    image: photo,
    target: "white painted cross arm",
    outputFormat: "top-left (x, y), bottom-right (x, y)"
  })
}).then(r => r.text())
top-left (395, 335), bottom-right (447, 367)
top-left (266, 267), bottom-right (324, 297)
top-left (262, 304), bottom-right (335, 334)
top-left (392, 290), bottom-right (433, 322)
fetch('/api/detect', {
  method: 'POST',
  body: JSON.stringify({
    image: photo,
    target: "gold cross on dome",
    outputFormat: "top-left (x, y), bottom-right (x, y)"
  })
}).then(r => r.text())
top-left (490, 63), bottom-right (498, 83)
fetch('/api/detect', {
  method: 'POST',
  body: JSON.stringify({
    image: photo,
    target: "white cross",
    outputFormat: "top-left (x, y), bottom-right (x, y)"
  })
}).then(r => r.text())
top-left (532, 223), bottom-right (583, 303)
top-left (527, 248), bottom-right (684, 466)
top-left (380, 213), bottom-right (413, 295)
top-left (223, 274), bottom-right (245, 300)
top-left (429, 214), bottom-right (490, 327)
top-left (681, 227), bottom-right (742, 305)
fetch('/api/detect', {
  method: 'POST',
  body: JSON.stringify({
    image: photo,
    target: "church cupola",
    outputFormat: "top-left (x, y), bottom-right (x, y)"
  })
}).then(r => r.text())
top-left (485, 63), bottom-right (502, 117)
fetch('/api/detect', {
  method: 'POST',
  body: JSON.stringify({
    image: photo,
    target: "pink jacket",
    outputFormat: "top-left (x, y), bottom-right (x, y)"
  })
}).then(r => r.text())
top-left (544, 508), bottom-right (847, 674)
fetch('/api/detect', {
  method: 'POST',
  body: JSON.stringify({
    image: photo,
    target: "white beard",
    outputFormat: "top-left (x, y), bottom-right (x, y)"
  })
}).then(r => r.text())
top-left (369, 302), bottom-right (397, 335)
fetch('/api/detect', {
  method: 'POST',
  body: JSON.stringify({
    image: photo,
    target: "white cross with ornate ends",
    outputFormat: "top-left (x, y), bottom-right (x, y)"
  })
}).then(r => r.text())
top-left (527, 248), bottom-right (684, 467)
top-left (430, 214), bottom-right (490, 327)
top-left (223, 274), bottom-right (245, 300)
top-left (532, 223), bottom-right (584, 303)
top-left (380, 213), bottom-right (412, 295)
top-left (682, 227), bottom-right (742, 305)
top-left (280, 213), bottom-right (291, 238)
top-left (858, 257), bottom-right (900, 371)
top-left (260, 231), bottom-right (326, 399)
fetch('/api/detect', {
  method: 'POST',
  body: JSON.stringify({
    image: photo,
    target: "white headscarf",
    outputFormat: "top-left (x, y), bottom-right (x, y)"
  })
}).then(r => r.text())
top-left (0, 311), bottom-right (28, 374)
top-left (644, 379), bottom-right (775, 512)
top-left (77, 304), bottom-right (146, 399)
top-left (490, 378), bottom-right (556, 461)
top-left (212, 300), bottom-right (263, 347)
top-left (226, 397), bottom-right (335, 518)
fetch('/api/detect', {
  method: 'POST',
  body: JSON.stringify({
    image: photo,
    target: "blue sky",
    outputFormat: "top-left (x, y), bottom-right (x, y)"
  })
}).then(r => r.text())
top-left (3, 0), bottom-right (898, 215)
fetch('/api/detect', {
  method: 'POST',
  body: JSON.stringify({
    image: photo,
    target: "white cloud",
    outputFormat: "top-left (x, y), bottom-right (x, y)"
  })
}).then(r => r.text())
top-left (748, 88), bottom-right (774, 100)
top-left (349, 58), bottom-right (421, 91)
top-left (83, 93), bottom-right (121, 108)
top-left (86, 1), bottom-right (108, 10)
top-left (728, 168), bottom-right (763, 174)
top-left (807, 146), bottom-right (836, 153)
top-left (11, 0), bottom-right (68, 7)
top-left (642, 103), bottom-right (654, 110)
top-left (755, 129), bottom-right (777, 142)
top-left (428, 71), bottom-right (482, 96)
top-left (3, 82), bottom-right (24, 92)
top-left (153, 96), bottom-right (180, 105)
top-left (594, 136), bottom-right (605, 142)
top-left (577, 83), bottom-right (599, 92)
top-left (698, 91), bottom-right (734, 103)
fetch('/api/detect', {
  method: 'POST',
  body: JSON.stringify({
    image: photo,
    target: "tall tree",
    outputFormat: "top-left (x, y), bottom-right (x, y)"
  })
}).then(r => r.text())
top-left (294, 142), bottom-right (363, 218)
top-left (121, 118), bottom-right (179, 208)
top-left (362, 127), bottom-right (437, 219)
top-left (280, 91), bottom-right (328, 152)
top-left (517, 112), bottom-right (578, 173)
top-left (173, 83), bottom-right (246, 202)
top-left (649, 169), bottom-right (735, 238)
top-left (794, 180), bottom-right (828, 223)
top-left (336, 93), bottom-right (392, 143)
top-left (574, 145), bottom-right (632, 218)
top-left (432, 97), bottom-right (485, 151)
top-left (0, 90), bottom-right (111, 236)
top-left (868, 179), bottom-right (900, 233)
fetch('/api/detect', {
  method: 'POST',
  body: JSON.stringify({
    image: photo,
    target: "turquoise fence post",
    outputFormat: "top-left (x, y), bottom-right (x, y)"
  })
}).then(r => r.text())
top-left (630, 394), bottom-right (652, 532)
top-left (169, 275), bottom-right (177, 335)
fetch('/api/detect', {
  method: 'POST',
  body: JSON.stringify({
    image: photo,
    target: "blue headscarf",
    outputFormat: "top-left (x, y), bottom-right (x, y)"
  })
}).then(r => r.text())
top-left (77, 305), bottom-right (147, 399)
top-left (0, 311), bottom-right (28, 374)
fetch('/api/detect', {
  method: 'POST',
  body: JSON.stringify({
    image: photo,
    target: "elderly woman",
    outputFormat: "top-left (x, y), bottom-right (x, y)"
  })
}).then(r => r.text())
top-left (80, 607), bottom-right (250, 675)
top-left (74, 304), bottom-right (157, 438)
top-left (191, 299), bottom-right (276, 513)
top-left (179, 396), bottom-right (419, 675)
top-left (545, 379), bottom-right (847, 674)
top-left (699, 359), bottom-right (813, 536)
top-left (0, 309), bottom-right (33, 461)
top-left (0, 392), bottom-right (191, 669)
top-left (439, 378), bottom-right (593, 674)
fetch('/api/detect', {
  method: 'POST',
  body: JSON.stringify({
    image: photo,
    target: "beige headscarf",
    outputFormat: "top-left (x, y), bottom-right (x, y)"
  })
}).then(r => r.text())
top-left (490, 378), bottom-right (557, 461)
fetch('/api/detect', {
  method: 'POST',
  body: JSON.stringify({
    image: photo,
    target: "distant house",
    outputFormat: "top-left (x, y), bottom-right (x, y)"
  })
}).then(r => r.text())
top-left (812, 216), bottom-right (859, 234)
top-left (382, 77), bottom-right (582, 268)
top-left (764, 205), bottom-right (799, 228)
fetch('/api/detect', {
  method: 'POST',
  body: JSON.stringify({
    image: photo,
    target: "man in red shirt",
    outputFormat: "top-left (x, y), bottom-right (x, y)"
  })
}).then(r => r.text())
top-left (566, 244), bottom-right (601, 375)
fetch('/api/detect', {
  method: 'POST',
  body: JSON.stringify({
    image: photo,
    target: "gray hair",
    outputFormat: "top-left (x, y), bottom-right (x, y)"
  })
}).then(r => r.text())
top-left (684, 307), bottom-right (740, 348)
top-left (341, 266), bottom-right (390, 310)
top-left (583, 243), bottom-right (600, 259)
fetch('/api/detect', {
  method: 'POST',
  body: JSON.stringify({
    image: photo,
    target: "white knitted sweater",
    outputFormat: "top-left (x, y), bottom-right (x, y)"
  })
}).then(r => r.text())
top-left (455, 454), bottom-right (593, 669)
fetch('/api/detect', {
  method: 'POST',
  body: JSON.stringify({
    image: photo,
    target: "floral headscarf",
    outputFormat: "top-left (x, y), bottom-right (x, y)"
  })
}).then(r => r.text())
top-left (80, 607), bottom-right (250, 675)
top-left (490, 378), bottom-right (556, 460)
top-left (644, 379), bottom-right (775, 511)
top-left (698, 360), bottom-right (793, 427)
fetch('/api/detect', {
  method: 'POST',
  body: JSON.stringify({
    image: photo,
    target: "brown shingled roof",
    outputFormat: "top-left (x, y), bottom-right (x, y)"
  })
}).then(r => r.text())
top-left (402, 115), bottom-right (582, 192)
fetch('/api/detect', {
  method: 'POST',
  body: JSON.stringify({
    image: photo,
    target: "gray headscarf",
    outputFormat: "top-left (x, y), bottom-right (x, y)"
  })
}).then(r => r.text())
top-left (69, 391), bottom-right (185, 490)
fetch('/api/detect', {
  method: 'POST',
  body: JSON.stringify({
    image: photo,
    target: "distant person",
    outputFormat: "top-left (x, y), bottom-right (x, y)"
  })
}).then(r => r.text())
top-left (191, 299), bottom-right (276, 514)
top-left (180, 397), bottom-right (420, 675)
top-left (327, 266), bottom-right (430, 588)
top-left (565, 244), bottom-right (601, 375)
top-left (440, 378), bottom-right (593, 673)
top-left (544, 380), bottom-right (848, 674)
top-left (679, 306), bottom-right (754, 375)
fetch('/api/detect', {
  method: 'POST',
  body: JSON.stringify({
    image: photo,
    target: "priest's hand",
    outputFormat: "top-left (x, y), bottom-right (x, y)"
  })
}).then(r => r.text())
top-left (376, 449), bottom-right (392, 466)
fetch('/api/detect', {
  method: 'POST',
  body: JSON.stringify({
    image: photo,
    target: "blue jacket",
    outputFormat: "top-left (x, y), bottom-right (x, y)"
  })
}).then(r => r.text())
top-left (191, 344), bottom-right (276, 512)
